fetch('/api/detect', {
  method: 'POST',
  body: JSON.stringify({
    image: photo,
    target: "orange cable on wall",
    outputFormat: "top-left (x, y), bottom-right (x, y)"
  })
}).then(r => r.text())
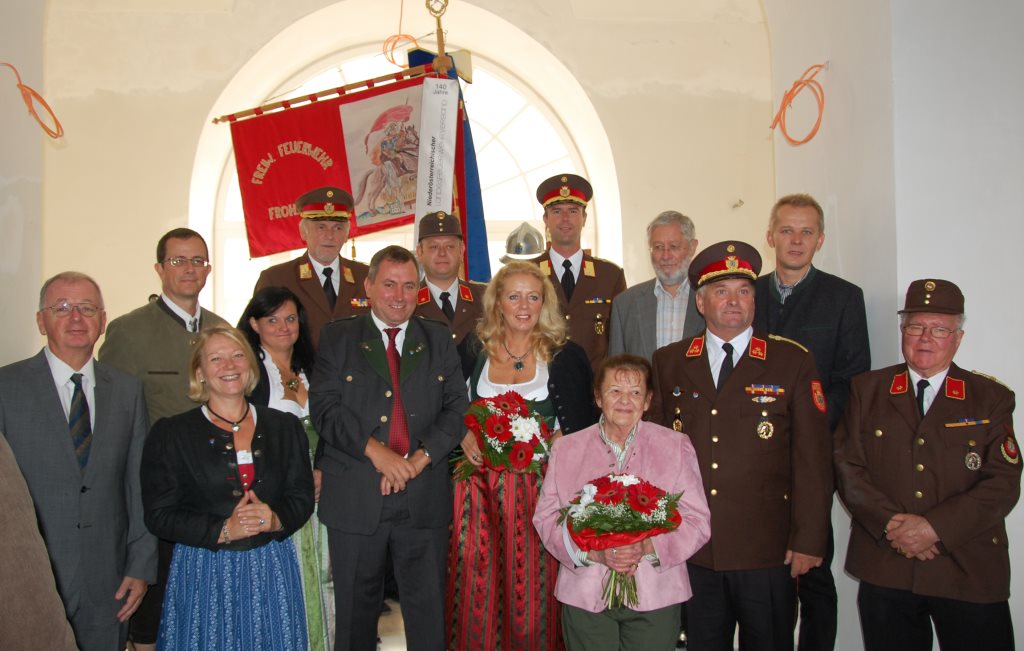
top-left (770, 63), bottom-right (826, 146)
top-left (383, 0), bottom-right (421, 68)
top-left (2, 62), bottom-right (64, 139)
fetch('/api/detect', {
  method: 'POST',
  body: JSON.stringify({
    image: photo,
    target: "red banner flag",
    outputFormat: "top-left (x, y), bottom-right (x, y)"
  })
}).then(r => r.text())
top-left (230, 75), bottom-right (430, 258)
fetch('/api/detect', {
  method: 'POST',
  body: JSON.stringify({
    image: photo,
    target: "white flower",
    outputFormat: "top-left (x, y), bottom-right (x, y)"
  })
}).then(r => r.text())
top-left (510, 415), bottom-right (540, 443)
top-left (611, 474), bottom-right (640, 486)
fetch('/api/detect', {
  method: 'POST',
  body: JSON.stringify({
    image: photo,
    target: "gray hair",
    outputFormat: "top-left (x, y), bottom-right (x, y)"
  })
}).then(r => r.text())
top-left (38, 271), bottom-right (104, 310)
top-left (899, 312), bottom-right (967, 330)
top-left (646, 210), bottom-right (696, 244)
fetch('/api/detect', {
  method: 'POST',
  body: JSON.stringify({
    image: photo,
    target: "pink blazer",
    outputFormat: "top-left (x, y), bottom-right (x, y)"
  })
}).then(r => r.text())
top-left (533, 420), bottom-right (711, 613)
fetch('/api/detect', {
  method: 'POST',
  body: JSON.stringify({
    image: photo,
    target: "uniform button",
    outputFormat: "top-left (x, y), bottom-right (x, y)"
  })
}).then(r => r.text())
top-left (993, 537), bottom-right (1000, 544)
top-left (711, 462), bottom-right (719, 470)
top-left (914, 490), bottom-right (923, 499)
top-left (783, 493), bottom-right (789, 500)
top-left (874, 429), bottom-right (883, 437)
top-left (761, 410), bottom-right (768, 417)
top-left (252, 450), bottom-right (262, 457)
top-left (916, 438), bottom-right (926, 446)
top-left (381, 415), bottom-right (388, 423)
top-left (346, 375), bottom-right (353, 382)
top-left (710, 489), bottom-right (718, 496)
top-left (565, 314), bottom-right (572, 320)
top-left (712, 436), bottom-right (719, 443)
top-left (451, 333), bottom-right (457, 339)
top-left (225, 443), bottom-right (234, 450)
top-left (385, 390), bottom-right (393, 398)
top-left (438, 375), bottom-right (444, 381)
top-left (232, 489), bottom-right (243, 497)
top-left (968, 439), bottom-right (977, 446)
top-left (710, 409), bottom-right (718, 416)
top-left (916, 464), bottom-right (924, 472)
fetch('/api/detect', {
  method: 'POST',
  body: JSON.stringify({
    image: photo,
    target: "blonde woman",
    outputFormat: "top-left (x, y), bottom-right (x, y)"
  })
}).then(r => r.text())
top-left (446, 261), bottom-right (598, 650)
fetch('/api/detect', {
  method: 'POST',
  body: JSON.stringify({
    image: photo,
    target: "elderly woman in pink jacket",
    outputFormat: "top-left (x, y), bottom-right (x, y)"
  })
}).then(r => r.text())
top-left (534, 354), bottom-right (711, 651)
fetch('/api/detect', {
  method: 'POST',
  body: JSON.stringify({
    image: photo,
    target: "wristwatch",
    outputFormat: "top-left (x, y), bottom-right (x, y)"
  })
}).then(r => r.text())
top-left (644, 552), bottom-right (660, 567)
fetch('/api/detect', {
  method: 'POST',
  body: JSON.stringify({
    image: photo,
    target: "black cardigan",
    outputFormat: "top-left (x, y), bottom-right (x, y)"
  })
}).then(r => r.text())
top-left (142, 405), bottom-right (314, 551)
top-left (458, 334), bottom-right (599, 435)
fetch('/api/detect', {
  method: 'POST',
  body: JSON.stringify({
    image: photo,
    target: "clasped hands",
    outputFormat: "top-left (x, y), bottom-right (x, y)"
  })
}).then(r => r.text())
top-left (588, 539), bottom-right (656, 575)
top-left (366, 438), bottom-right (430, 495)
top-left (885, 513), bottom-right (941, 560)
top-left (222, 490), bottom-right (281, 543)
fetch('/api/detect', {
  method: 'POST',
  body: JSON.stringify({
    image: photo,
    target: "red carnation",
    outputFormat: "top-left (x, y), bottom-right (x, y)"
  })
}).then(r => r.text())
top-left (485, 413), bottom-right (513, 443)
top-left (509, 442), bottom-right (534, 470)
top-left (627, 482), bottom-right (663, 515)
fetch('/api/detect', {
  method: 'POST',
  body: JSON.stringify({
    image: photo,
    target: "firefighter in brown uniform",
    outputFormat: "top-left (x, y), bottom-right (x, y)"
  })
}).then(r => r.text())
top-left (413, 210), bottom-right (484, 346)
top-left (834, 279), bottom-right (1019, 651)
top-left (648, 241), bottom-right (833, 651)
top-left (529, 173), bottom-right (627, 370)
top-left (254, 186), bottom-right (370, 348)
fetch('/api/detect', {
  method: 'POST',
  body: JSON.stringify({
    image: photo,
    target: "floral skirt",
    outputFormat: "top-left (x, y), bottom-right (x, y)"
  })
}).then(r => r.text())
top-left (157, 539), bottom-right (308, 651)
top-left (446, 468), bottom-right (563, 651)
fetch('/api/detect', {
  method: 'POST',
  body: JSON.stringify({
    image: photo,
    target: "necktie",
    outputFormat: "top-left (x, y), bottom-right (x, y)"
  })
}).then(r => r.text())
top-left (384, 328), bottom-right (409, 456)
top-left (69, 373), bottom-right (92, 468)
top-left (322, 267), bottom-right (337, 310)
top-left (440, 291), bottom-right (455, 322)
top-left (561, 259), bottom-right (576, 301)
top-left (916, 379), bottom-right (930, 417)
top-left (717, 343), bottom-right (734, 391)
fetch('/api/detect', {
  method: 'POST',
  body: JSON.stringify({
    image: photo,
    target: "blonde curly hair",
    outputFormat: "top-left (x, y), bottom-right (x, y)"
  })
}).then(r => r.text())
top-left (476, 261), bottom-right (567, 363)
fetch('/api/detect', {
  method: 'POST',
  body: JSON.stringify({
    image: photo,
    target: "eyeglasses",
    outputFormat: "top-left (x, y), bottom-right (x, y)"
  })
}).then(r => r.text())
top-left (650, 243), bottom-right (687, 255)
top-left (901, 324), bottom-right (958, 339)
top-left (43, 300), bottom-right (103, 318)
top-left (165, 256), bottom-right (210, 268)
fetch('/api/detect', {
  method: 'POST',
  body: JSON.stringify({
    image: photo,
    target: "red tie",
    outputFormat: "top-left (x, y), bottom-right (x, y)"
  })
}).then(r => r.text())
top-left (384, 328), bottom-right (409, 456)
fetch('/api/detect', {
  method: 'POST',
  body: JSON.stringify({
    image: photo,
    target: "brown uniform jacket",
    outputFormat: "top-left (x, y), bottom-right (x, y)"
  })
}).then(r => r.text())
top-left (255, 252), bottom-right (370, 348)
top-left (413, 280), bottom-right (485, 346)
top-left (835, 363), bottom-right (1020, 603)
top-left (648, 331), bottom-right (833, 571)
top-left (531, 250), bottom-right (627, 370)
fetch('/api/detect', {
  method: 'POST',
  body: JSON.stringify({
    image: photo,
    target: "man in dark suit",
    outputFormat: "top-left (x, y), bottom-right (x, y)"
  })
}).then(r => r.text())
top-left (255, 186), bottom-right (371, 348)
top-left (99, 227), bottom-right (228, 650)
top-left (648, 242), bottom-right (832, 651)
top-left (529, 173), bottom-right (627, 370)
top-left (414, 210), bottom-right (484, 345)
top-left (753, 193), bottom-right (870, 651)
top-left (0, 271), bottom-right (156, 651)
top-left (609, 210), bottom-right (704, 360)
top-left (310, 245), bottom-right (468, 651)
top-left (835, 279), bottom-right (1018, 651)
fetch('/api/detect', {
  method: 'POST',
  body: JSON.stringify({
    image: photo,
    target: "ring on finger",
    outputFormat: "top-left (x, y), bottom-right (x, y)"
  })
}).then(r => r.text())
top-left (259, 518), bottom-right (266, 526)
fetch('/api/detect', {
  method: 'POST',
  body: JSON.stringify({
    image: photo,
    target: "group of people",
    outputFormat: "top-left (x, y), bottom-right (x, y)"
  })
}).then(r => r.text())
top-left (0, 170), bottom-right (1017, 651)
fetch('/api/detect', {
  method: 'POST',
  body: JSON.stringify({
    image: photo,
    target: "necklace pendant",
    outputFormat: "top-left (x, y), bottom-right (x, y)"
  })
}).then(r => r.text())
top-left (231, 423), bottom-right (240, 433)
top-left (513, 360), bottom-right (524, 371)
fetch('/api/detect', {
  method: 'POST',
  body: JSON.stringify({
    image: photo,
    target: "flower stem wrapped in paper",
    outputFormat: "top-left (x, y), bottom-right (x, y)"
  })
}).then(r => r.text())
top-left (453, 390), bottom-right (553, 481)
top-left (557, 473), bottom-right (683, 609)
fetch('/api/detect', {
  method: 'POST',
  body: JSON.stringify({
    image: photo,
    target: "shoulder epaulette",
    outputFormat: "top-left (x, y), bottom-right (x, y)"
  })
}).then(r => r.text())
top-left (971, 370), bottom-right (1012, 391)
top-left (768, 334), bottom-right (809, 353)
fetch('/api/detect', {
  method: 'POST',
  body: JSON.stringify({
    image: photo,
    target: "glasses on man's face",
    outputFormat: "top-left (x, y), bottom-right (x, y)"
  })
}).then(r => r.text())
top-left (901, 324), bottom-right (958, 339)
top-left (43, 300), bottom-right (103, 318)
top-left (165, 256), bottom-right (210, 268)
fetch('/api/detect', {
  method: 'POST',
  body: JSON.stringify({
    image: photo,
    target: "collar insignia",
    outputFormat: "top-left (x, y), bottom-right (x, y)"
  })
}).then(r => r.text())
top-left (945, 377), bottom-right (966, 400)
top-left (342, 266), bottom-right (355, 284)
top-left (583, 260), bottom-right (596, 277)
top-left (298, 263), bottom-right (313, 280)
top-left (749, 336), bottom-right (767, 360)
top-left (890, 371), bottom-right (909, 395)
top-left (417, 286), bottom-right (431, 305)
top-left (539, 259), bottom-right (551, 275)
top-left (459, 283), bottom-right (474, 302)
top-left (686, 336), bottom-right (704, 358)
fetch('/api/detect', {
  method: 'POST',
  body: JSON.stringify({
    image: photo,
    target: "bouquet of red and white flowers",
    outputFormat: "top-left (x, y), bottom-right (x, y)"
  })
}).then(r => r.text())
top-left (558, 473), bottom-right (683, 608)
top-left (454, 390), bottom-right (553, 482)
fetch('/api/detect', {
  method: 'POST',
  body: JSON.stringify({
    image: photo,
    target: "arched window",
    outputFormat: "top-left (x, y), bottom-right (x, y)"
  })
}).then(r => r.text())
top-left (192, 1), bottom-right (621, 322)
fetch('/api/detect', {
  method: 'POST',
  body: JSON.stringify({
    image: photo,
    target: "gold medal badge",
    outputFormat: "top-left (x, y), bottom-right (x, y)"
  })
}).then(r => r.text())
top-left (594, 312), bottom-right (605, 335)
top-left (673, 407), bottom-right (683, 432)
top-left (964, 451), bottom-right (982, 471)
top-left (757, 418), bottom-right (774, 440)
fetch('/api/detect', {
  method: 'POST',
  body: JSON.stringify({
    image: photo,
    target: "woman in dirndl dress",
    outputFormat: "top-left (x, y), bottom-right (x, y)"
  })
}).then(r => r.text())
top-left (141, 325), bottom-right (314, 650)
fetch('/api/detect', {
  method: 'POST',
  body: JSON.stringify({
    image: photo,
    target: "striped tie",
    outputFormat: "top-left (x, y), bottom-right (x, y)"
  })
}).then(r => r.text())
top-left (69, 373), bottom-right (92, 468)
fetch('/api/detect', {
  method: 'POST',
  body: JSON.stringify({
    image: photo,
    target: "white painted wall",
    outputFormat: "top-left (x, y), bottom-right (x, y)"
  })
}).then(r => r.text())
top-left (0, 1), bottom-right (45, 364)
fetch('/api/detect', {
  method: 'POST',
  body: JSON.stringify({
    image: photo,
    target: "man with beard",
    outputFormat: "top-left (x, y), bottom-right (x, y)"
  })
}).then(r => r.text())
top-left (609, 211), bottom-right (704, 360)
